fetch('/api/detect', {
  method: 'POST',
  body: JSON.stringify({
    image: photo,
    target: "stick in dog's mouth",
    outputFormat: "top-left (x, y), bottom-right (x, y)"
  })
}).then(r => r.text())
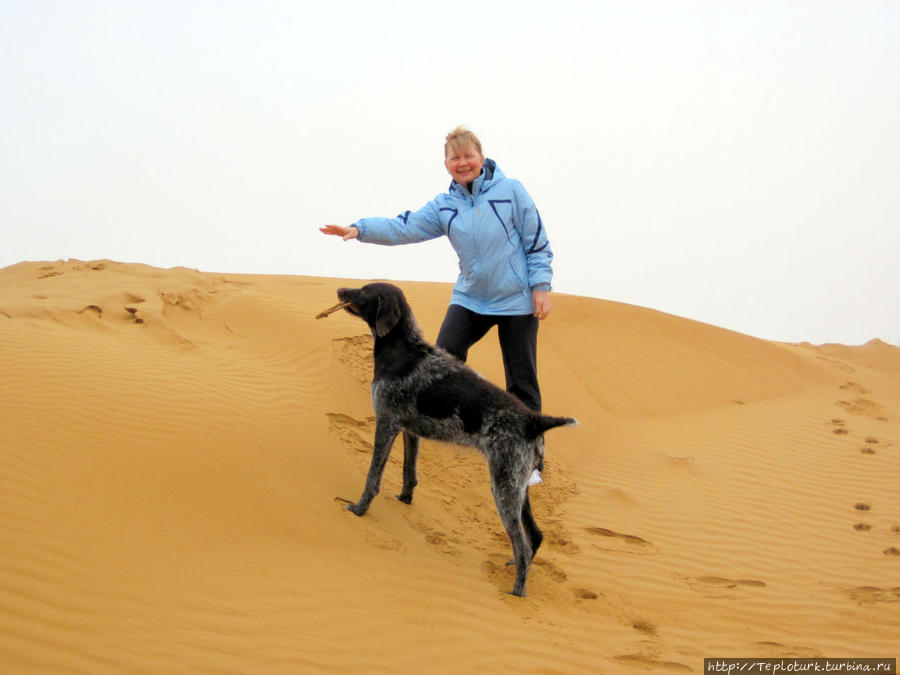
top-left (316, 301), bottom-right (351, 319)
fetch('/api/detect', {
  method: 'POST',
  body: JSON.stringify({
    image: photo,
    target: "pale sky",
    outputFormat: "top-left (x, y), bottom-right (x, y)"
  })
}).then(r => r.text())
top-left (2, 1), bottom-right (898, 345)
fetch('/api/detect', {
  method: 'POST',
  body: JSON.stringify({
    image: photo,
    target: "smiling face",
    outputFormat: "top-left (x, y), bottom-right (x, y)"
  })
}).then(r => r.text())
top-left (444, 143), bottom-right (485, 186)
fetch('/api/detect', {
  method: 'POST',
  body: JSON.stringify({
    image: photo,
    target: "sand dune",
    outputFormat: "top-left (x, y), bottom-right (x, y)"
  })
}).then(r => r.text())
top-left (1, 259), bottom-right (897, 673)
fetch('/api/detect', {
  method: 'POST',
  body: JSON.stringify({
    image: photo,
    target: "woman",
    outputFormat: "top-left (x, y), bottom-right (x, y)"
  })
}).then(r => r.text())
top-left (321, 127), bottom-right (555, 480)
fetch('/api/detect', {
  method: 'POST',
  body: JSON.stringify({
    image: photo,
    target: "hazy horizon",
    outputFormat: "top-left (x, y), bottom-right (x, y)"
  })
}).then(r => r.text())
top-left (2, 1), bottom-right (898, 345)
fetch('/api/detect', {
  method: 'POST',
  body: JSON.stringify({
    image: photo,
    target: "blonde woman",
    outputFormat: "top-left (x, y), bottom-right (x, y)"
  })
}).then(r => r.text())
top-left (322, 127), bottom-right (555, 482)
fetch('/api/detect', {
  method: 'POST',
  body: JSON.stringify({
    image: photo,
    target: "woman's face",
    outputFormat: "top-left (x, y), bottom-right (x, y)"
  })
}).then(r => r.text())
top-left (444, 144), bottom-right (485, 185)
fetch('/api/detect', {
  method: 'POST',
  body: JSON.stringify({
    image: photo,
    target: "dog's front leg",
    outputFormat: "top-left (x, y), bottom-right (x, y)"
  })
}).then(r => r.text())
top-left (396, 431), bottom-right (419, 504)
top-left (347, 421), bottom-right (399, 516)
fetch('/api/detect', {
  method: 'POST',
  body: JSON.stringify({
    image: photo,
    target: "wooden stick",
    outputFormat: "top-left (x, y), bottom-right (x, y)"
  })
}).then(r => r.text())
top-left (316, 301), bottom-right (351, 319)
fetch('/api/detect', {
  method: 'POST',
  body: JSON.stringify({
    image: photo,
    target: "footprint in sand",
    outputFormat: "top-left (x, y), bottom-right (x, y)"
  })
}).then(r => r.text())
top-left (584, 526), bottom-right (656, 555)
top-left (836, 397), bottom-right (891, 421)
top-left (68, 261), bottom-right (107, 272)
top-left (613, 654), bottom-right (691, 672)
top-left (845, 586), bottom-right (900, 604)
top-left (480, 554), bottom-right (568, 594)
top-left (412, 518), bottom-right (461, 556)
top-left (332, 335), bottom-right (374, 386)
top-left (532, 557), bottom-right (567, 583)
top-left (573, 587), bottom-right (599, 600)
top-left (829, 418), bottom-right (849, 435)
top-left (480, 556), bottom-right (517, 590)
top-left (746, 641), bottom-right (822, 658)
top-left (540, 520), bottom-right (580, 557)
top-left (527, 477), bottom-right (580, 557)
top-left (686, 576), bottom-right (767, 599)
top-left (629, 617), bottom-right (659, 636)
top-left (37, 265), bottom-right (63, 279)
top-left (124, 307), bottom-right (145, 324)
top-left (861, 437), bottom-right (893, 455)
top-left (839, 381), bottom-right (870, 395)
top-left (364, 527), bottom-right (405, 552)
top-left (848, 504), bottom-right (894, 542)
top-left (78, 304), bottom-right (103, 317)
top-left (326, 412), bottom-right (375, 454)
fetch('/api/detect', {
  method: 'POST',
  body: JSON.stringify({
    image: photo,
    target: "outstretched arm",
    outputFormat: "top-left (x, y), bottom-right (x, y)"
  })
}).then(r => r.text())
top-left (322, 192), bottom-right (447, 247)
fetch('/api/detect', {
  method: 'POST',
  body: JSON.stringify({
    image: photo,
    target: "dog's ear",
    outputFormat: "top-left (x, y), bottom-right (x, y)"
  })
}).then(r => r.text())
top-left (374, 292), bottom-right (402, 337)
top-left (526, 414), bottom-right (578, 440)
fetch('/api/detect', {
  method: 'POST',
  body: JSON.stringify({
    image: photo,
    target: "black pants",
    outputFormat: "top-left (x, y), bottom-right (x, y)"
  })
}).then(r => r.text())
top-left (436, 304), bottom-right (541, 412)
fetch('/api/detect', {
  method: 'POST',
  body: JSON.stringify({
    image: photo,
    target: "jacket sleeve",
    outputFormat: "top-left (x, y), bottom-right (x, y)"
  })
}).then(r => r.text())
top-left (512, 181), bottom-right (554, 290)
top-left (353, 199), bottom-right (445, 246)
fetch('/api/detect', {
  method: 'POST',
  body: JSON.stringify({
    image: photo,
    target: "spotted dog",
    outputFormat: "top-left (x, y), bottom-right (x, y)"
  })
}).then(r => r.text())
top-left (332, 282), bottom-right (576, 597)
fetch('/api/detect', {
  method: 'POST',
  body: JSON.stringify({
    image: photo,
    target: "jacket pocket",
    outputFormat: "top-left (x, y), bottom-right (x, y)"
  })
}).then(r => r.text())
top-left (506, 254), bottom-right (528, 293)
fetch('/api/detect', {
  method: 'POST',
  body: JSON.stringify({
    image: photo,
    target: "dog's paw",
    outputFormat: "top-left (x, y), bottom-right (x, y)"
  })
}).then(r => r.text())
top-left (346, 503), bottom-right (367, 516)
top-left (395, 493), bottom-right (413, 505)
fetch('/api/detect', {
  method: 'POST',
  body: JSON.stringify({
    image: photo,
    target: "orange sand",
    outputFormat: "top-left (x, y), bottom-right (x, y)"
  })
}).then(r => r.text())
top-left (1, 260), bottom-right (897, 673)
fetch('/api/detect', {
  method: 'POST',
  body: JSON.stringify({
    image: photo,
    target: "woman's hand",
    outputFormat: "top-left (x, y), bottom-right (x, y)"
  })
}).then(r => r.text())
top-left (320, 224), bottom-right (359, 240)
top-left (532, 289), bottom-right (551, 320)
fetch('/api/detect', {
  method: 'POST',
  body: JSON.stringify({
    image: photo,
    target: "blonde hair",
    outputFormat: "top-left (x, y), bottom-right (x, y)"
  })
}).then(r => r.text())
top-left (444, 126), bottom-right (483, 157)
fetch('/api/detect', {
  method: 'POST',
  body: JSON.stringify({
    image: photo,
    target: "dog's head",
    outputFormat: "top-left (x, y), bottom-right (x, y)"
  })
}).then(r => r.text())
top-left (337, 283), bottom-right (408, 338)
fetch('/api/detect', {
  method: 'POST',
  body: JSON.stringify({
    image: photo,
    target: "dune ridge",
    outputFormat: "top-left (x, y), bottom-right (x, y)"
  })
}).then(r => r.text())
top-left (1, 259), bottom-right (897, 673)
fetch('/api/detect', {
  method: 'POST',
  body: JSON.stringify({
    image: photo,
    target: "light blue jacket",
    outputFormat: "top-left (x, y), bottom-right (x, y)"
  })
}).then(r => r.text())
top-left (353, 159), bottom-right (553, 315)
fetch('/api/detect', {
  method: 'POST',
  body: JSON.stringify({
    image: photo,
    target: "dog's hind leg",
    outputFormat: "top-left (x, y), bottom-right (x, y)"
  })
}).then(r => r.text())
top-left (347, 420), bottom-right (400, 516)
top-left (490, 464), bottom-right (532, 596)
top-left (522, 489), bottom-right (543, 560)
top-left (396, 431), bottom-right (419, 504)
top-left (505, 487), bottom-right (543, 568)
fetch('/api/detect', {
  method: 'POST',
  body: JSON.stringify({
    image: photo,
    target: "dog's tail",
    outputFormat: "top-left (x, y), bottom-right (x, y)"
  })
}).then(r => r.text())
top-left (526, 414), bottom-right (578, 440)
